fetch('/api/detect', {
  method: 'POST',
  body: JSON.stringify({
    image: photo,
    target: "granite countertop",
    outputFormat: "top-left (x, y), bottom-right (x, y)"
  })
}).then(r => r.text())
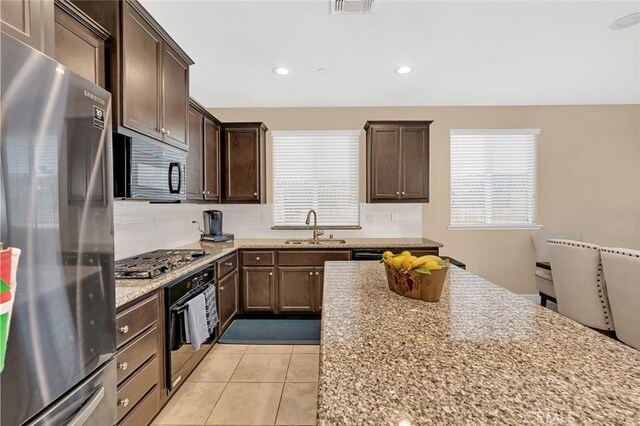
top-left (115, 238), bottom-right (442, 308)
top-left (318, 261), bottom-right (640, 425)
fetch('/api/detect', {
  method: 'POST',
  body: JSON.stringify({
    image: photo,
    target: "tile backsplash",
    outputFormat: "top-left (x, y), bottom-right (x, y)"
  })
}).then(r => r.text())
top-left (113, 201), bottom-right (423, 260)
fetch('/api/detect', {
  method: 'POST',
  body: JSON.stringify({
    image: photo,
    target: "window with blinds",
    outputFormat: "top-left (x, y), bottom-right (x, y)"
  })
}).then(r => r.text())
top-left (450, 129), bottom-right (539, 228)
top-left (272, 130), bottom-right (360, 226)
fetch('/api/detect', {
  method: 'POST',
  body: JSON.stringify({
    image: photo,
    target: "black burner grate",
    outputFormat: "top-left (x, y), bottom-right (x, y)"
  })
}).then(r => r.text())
top-left (115, 249), bottom-right (206, 279)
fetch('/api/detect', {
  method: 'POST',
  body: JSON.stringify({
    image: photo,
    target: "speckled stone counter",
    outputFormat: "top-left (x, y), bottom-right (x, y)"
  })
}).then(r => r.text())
top-left (115, 238), bottom-right (442, 308)
top-left (318, 262), bottom-right (640, 425)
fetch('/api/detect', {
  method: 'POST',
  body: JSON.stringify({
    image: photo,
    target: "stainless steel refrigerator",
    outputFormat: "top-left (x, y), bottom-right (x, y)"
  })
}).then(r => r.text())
top-left (0, 33), bottom-right (117, 425)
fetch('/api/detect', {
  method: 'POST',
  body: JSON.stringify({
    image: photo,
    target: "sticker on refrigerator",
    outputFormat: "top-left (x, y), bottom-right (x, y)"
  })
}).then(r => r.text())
top-left (93, 106), bottom-right (105, 129)
top-left (0, 246), bottom-right (21, 372)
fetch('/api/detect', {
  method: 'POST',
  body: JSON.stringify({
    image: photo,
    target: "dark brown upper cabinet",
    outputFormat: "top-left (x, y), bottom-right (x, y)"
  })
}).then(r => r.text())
top-left (186, 99), bottom-right (221, 202)
top-left (365, 121), bottom-right (432, 203)
top-left (222, 123), bottom-right (267, 204)
top-left (71, 0), bottom-right (193, 150)
top-left (54, 0), bottom-right (108, 88)
top-left (1, 0), bottom-right (54, 55)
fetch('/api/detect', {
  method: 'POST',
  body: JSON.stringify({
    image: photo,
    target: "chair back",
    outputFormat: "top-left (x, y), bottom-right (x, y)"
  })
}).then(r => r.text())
top-left (548, 239), bottom-right (614, 331)
top-left (531, 230), bottom-right (583, 262)
top-left (600, 248), bottom-right (640, 349)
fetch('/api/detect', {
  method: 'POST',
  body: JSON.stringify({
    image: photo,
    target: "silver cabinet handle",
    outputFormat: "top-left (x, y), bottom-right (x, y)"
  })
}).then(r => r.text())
top-left (220, 285), bottom-right (224, 290)
top-left (401, 191), bottom-right (405, 195)
top-left (202, 190), bottom-right (207, 195)
top-left (269, 272), bottom-right (273, 276)
top-left (118, 398), bottom-right (129, 407)
top-left (119, 325), bottom-right (129, 334)
top-left (315, 272), bottom-right (319, 276)
top-left (166, 130), bottom-right (171, 136)
top-left (253, 192), bottom-right (258, 197)
top-left (161, 128), bottom-right (166, 134)
top-left (396, 192), bottom-right (400, 195)
top-left (225, 262), bottom-right (233, 266)
top-left (118, 362), bottom-right (128, 371)
top-left (256, 257), bottom-right (260, 261)
top-left (309, 272), bottom-right (313, 276)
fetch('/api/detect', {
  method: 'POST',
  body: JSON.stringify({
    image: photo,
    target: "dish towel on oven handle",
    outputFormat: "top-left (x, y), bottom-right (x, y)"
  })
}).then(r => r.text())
top-left (185, 293), bottom-right (208, 351)
top-left (203, 284), bottom-right (219, 335)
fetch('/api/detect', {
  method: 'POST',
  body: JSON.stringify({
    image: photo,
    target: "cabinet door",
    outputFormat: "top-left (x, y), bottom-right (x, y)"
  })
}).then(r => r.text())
top-left (399, 127), bottom-right (429, 201)
top-left (242, 267), bottom-right (275, 312)
top-left (162, 44), bottom-right (189, 147)
top-left (54, 3), bottom-right (105, 87)
top-left (218, 270), bottom-right (239, 333)
top-left (122, 2), bottom-right (162, 139)
top-left (313, 268), bottom-right (324, 312)
top-left (186, 107), bottom-right (203, 200)
top-left (203, 118), bottom-right (220, 201)
top-left (1, 0), bottom-right (54, 54)
top-left (368, 126), bottom-right (401, 201)
top-left (223, 128), bottom-right (259, 202)
top-left (277, 267), bottom-right (314, 313)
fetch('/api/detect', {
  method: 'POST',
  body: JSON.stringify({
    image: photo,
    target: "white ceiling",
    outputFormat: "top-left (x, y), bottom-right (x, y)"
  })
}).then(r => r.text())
top-left (140, 0), bottom-right (640, 107)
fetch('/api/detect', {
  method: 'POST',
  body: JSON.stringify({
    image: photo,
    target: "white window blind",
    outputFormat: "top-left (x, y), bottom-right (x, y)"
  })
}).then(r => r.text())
top-left (273, 130), bottom-right (360, 226)
top-left (450, 129), bottom-right (539, 228)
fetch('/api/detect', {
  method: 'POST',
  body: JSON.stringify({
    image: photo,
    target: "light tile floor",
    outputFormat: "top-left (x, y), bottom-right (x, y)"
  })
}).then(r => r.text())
top-left (153, 344), bottom-right (320, 426)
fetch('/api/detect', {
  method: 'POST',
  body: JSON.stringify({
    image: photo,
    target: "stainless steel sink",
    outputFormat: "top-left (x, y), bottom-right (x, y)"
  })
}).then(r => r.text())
top-left (284, 239), bottom-right (347, 245)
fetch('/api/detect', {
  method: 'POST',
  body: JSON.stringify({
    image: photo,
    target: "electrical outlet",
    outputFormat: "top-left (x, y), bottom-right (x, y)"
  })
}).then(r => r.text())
top-left (390, 213), bottom-right (398, 223)
top-left (365, 214), bottom-right (374, 223)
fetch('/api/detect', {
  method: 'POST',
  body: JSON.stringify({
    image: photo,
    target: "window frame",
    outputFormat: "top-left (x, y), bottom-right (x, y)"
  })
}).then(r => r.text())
top-left (271, 130), bottom-right (361, 228)
top-left (448, 128), bottom-right (542, 231)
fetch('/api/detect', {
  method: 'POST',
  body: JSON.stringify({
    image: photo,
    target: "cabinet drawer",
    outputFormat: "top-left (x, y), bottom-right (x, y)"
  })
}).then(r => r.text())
top-left (217, 252), bottom-right (238, 279)
top-left (116, 326), bottom-right (159, 385)
top-left (242, 251), bottom-right (274, 266)
top-left (277, 250), bottom-right (351, 266)
top-left (117, 356), bottom-right (159, 421)
top-left (118, 385), bottom-right (160, 426)
top-left (116, 294), bottom-right (159, 348)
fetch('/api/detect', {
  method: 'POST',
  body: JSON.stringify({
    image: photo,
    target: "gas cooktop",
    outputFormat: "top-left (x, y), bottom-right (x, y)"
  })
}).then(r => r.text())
top-left (115, 249), bottom-right (207, 279)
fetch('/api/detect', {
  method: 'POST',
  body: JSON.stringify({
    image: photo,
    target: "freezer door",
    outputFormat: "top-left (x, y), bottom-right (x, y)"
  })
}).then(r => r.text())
top-left (29, 358), bottom-right (117, 426)
top-left (0, 33), bottom-right (116, 425)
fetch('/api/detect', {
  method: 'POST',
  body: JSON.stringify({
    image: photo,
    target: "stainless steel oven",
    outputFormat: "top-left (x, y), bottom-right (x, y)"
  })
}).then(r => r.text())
top-left (164, 265), bottom-right (217, 391)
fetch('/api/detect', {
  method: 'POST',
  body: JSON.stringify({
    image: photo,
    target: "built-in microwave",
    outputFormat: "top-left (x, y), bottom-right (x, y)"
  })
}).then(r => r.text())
top-left (113, 134), bottom-right (186, 201)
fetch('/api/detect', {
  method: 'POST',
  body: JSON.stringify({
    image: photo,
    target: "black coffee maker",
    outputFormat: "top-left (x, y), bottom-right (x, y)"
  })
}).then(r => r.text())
top-left (201, 210), bottom-right (233, 242)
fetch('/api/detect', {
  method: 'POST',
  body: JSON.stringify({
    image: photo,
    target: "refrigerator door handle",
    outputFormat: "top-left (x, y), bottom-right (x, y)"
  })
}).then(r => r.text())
top-left (66, 386), bottom-right (105, 426)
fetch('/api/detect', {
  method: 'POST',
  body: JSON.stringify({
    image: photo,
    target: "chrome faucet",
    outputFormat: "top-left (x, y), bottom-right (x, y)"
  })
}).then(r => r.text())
top-left (305, 209), bottom-right (324, 241)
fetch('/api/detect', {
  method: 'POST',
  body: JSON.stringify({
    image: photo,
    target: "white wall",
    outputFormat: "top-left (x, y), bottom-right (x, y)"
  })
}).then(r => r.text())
top-left (113, 201), bottom-right (422, 260)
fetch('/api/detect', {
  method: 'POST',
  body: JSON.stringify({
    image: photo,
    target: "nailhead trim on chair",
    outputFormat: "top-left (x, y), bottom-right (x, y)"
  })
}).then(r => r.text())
top-left (549, 239), bottom-right (614, 330)
top-left (600, 248), bottom-right (640, 258)
top-left (547, 240), bottom-right (600, 250)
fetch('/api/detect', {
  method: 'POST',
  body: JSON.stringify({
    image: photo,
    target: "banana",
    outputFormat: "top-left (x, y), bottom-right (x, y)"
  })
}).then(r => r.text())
top-left (409, 255), bottom-right (444, 269)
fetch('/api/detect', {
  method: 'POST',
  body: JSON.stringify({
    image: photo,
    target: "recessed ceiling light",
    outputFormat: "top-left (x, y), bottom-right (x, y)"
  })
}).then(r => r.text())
top-left (610, 12), bottom-right (640, 30)
top-left (272, 67), bottom-right (290, 76)
top-left (316, 68), bottom-right (328, 74)
top-left (394, 65), bottom-right (413, 75)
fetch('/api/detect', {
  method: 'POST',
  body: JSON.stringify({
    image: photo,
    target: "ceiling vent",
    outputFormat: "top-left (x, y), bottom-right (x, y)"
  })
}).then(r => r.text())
top-left (331, 0), bottom-right (375, 15)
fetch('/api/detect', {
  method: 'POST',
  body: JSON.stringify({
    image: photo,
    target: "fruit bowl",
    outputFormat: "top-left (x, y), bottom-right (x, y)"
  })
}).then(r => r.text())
top-left (381, 252), bottom-right (449, 302)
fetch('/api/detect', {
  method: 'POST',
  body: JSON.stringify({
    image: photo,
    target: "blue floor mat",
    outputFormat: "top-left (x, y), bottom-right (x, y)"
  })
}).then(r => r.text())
top-left (218, 319), bottom-right (320, 344)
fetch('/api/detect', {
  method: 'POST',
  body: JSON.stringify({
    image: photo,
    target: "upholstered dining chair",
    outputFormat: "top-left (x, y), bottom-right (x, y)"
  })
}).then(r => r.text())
top-left (600, 248), bottom-right (640, 350)
top-left (548, 239), bottom-right (614, 332)
top-left (530, 230), bottom-right (583, 306)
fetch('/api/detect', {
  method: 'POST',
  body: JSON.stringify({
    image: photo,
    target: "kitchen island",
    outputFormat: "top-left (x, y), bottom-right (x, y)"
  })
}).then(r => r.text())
top-left (318, 262), bottom-right (640, 425)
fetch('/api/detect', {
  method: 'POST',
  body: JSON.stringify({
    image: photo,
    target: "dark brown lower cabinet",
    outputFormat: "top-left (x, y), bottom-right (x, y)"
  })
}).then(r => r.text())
top-left (242, 266), bottom-right (275, 312)
top-left (218, 269), bottom-right (239, 333)
top-left (314, 268), bottom-right (324, 312)
top-left (115, 291), bottom-right (163, 426)
top-left (277, 266), bottom-right (315, 312)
